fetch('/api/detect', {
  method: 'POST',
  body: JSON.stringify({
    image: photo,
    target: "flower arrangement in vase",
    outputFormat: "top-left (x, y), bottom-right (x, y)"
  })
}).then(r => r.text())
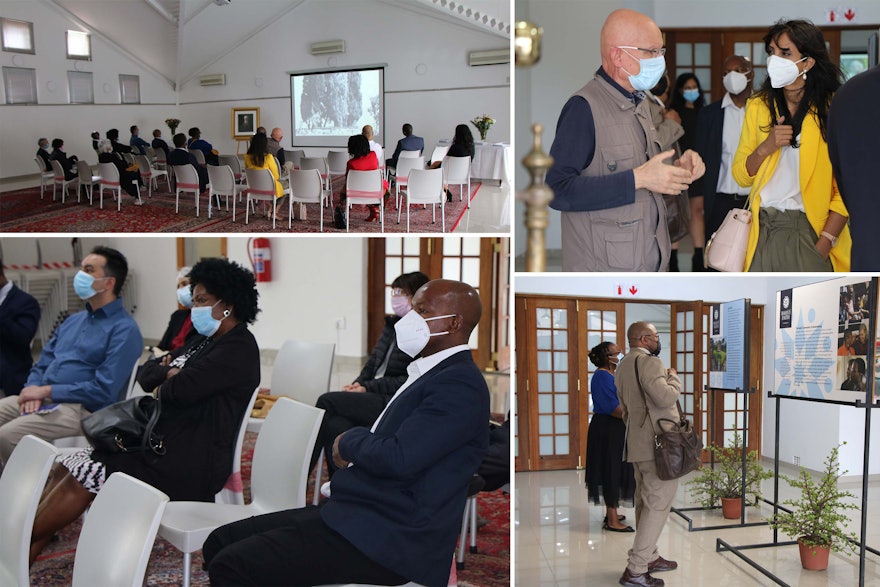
top-left (470, 114), bottom-right (495, 141)
top-left (165, 118), bottom-right (181, 136)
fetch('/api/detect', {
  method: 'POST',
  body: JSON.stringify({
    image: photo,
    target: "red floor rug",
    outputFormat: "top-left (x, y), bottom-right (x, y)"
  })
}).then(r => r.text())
top-left (30, 432), bottom-right (510, 587)
top-left (1, 179), bottom-right (481, 234)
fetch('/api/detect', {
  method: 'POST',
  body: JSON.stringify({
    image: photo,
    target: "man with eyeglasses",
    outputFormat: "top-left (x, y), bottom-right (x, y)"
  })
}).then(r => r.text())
top-left (693, 55), bottom-right (755, 249)
top-left (546, 9), bottom-right (705, 272)
top-left (615, 322), bottom-right (681, 587)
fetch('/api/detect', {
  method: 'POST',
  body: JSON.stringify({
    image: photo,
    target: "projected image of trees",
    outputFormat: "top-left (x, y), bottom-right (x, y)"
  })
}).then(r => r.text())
top-left (300, 72), bottom-right (362, 133)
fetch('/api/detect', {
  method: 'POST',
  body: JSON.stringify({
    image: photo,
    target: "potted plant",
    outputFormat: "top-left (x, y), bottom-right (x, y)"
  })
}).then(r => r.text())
top-left (686, 430), bottom-right (772, 519)
top-left (769, 443), bottom-right (859, 570)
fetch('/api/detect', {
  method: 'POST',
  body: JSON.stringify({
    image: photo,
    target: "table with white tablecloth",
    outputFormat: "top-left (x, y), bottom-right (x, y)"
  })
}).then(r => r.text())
top-left (436, 140), bottom-right (512, 185)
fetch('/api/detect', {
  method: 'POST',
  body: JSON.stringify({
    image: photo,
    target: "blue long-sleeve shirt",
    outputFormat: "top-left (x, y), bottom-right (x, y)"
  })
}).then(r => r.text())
top-left (25, 298), bottom-right (143, 412)
top-left (546, 68), bottom-right (639, 212)
top-left (130, 134), bottom-right (150, 155)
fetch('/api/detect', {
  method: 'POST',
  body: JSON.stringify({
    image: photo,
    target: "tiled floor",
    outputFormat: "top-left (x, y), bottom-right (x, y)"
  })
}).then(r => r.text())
top-left (516, 467), bottom-right (880, 586)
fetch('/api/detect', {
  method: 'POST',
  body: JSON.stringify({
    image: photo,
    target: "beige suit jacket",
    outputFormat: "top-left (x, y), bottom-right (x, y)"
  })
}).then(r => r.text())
top-left (615, 347), bottom-right (681, 463)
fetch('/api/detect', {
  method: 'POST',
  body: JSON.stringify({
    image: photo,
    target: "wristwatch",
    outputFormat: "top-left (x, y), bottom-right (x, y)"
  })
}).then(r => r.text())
top-left (820, 231), bottom-right (839, 247)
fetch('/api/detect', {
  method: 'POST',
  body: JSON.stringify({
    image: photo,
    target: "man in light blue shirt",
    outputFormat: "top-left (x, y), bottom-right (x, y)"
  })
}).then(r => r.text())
top-left (0, 246), bottom-right (143, 465)
top-left (129, 125), bottom-right (150, 155)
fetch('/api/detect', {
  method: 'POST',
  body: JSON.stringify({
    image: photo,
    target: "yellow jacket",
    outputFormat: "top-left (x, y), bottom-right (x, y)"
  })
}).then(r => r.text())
top-left (732, 96), bottom-right (851, 271)
top-left (244, 153), bottom-right (284, 198)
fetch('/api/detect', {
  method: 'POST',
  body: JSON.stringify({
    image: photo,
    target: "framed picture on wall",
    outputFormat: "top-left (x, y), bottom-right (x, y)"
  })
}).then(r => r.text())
top-left (232, 107), bottom-right (260, 139)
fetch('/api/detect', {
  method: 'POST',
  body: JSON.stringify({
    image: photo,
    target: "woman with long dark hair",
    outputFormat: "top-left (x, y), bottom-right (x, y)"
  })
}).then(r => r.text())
top-left (669, 73), bottom-right (707, 271)
top-left (245, 132), bottom-right (285, 218)
top-left (429, 124), bottom-right (476, 202)
top-left (338, 134), bottom-right (389, 224)
top-left (585, 341), bottom-right (634, 532)
top-left (733, 19), bottom-right (851, 271)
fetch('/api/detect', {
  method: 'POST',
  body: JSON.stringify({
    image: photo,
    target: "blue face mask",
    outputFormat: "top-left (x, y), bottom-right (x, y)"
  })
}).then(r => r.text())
top-left (683, 89), bottom-right (700, 103)
top-left (191, 300), bottom-right (227, 337)
top-left (73, 270), bottom-right (108, 300)
top-left (177, 286), bottom-right (193, 308)
top-left (619, 49), bottom-right (667, 91)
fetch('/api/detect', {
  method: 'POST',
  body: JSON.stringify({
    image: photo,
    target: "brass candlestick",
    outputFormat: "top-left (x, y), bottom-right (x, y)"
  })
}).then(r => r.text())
top-left (519, 123), bottom-right (554, 272)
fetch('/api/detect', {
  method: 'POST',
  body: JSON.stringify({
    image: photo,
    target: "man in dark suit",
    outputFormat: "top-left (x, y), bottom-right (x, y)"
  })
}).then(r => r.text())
top-left (151, 129), bottom-right (170, 158)
top-left (694, 55), bottom-right (754, 242)
top-left (386, 123), bottom-right (425, 170)
top-left (204, 279), bottom-right (490, 587)
top-left (168, 133), bottom-right (208, 192)
top-left (36, 138), bottom-right (51, 171)
top-left (0, 261), bottom-right (41, 397)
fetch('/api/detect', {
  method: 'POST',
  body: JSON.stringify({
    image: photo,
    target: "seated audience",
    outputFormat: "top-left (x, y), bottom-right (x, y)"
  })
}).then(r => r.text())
top-left (386, 123), bottom-right (425, 170)
top-left (49, 138), bottom-right (79, 180)
top-left (203, 279), bottom-right (489, 587)
top-left (155, 266), bottom-right (200, 353)
top-left (362, 124), bottom-right (382, 161)
top-left (267, 127), bottom-right (285, 165)
top-left (169, 133), bottom-right (209, 193)
top-left (0, 246), bottom-right (142, 466)
top-left (28, 257), bottom-right (261, 565)
top-left (187, 127), bottom-right (220, 165)
top-left (97, 139), bottom-right (143, 203)
top-left (91, 131), bottom-right (101, 152)
top-left (129, 125), bottom-right (150, 155)
top-left (244, 132), bottom-right (286, 218)
top-left (106, 128), bottom-right (133, 154)
top-left (151, 129), bottom-right (170, 158)
top-left (310, 271), bottom-right (430, 478)
top-left (36, 138), bottom-right (51, 171)
top-left (339, 134), bottom-right (389, 224)
top-left (0, 260), bottom-right (41, 397)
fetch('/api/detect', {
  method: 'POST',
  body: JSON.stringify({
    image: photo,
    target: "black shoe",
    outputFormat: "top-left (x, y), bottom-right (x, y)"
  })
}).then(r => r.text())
top-left (333, 206), bottom-right (346, 229)
top-left (647, 557), bottom-right (678, 573)
top-left (603, 522), bottom-right (634, 533)
top-left (446, 189), bottom-right (453, 203)
top-left (619, 569), bottom-right (664, 587)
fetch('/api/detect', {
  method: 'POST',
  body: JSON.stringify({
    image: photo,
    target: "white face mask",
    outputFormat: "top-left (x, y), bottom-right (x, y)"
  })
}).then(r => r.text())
top-left (394, 309), bottom-right (456, 358)
top-left (766, 55), bottom-right (807, 89)
top-left (722, 70), bottom-right (749, 95)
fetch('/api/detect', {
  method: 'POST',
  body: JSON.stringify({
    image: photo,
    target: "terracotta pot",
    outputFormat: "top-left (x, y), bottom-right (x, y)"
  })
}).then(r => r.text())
top-left (720, 497), bottom-right (742, 519)
top-left (798, 538), bottom-right (831, 570)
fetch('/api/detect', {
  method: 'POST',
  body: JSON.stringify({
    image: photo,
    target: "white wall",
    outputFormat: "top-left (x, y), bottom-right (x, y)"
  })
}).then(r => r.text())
top-left (1, 236), bottom-right (371, 359)
top-left (177, 0), bottom-right (510, 156)
top-left (516, 273), bottom-right (880, 474)
top-left (514, 0), bottom-right (880, 255)
top-left (0, 0), bottom-right (178, 179)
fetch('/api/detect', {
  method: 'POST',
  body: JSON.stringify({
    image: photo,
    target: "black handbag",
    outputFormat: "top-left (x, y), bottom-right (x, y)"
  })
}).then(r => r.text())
top-left (664, 190), bottom-right (691, 244)
top-left (81, 395), bottom-right (166, 455)
top-left (634, 356), bottom-right (702, 480)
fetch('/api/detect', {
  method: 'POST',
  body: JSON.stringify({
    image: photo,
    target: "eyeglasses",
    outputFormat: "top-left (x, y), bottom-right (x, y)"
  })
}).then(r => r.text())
top-left (618, 46), bottom-right (666, 58)
top-left (641, 333), bottom-right (659, 340)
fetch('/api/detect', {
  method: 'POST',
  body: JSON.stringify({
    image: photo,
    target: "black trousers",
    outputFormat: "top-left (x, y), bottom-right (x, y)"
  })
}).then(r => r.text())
top-left (706, 192), bottom-right (749, 242)
top-left (204, 505), bottom-right (408, 586)
top-left (310, 391), bottom-right (388, 476)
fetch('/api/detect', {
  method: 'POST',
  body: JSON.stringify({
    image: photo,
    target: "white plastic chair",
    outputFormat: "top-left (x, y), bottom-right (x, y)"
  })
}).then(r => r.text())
top-left (289, 168), bottom-right (329, 231)
top-left (215, 388), bottom-right (260, 505)
top-left (50, 159), bottom-right (79, 203)
top-left (327, 150), bottom-right (350, 184)
top-left (443, 155), bottom-right (472, 207)
top-left (393, 156), bottom-right (424, 211)
top-left (135, 154), bottom-right (170, 198)
top-left (76, 160), bottom-right (100, 205)
top-left (248, 339), bottom-right (335, 434)
top-left (172, 164), bottom-right (204, 216)
top-left (98, 162), bottom-right (140, 211)
top-left (188, 148), bottom-right (206, 165)
top-left (71, 472), bottom-right (169, 587)
top-left (243, 167), bottom-right (288, 228)
top-left (218, 154), bottom-right (245, 184)
top-left (0, 435), bottom-right (58, 587)
top-left (345, 169), bottom-right (385, 232)
top-left (158, 398), bottom-right (325, 587)
top-left (300, 156), bottom-right (331, 198)
top-left (399, 167), bottom-right (445, 232)
top-left (399, 149), bottom-right (421, 159)
top-left (428, 145), bottom-right (450, 166)
top-left (35, 157), bottom-right (54, 199)
top-left (154, 148), bottom-right (168, 171)
top-left (207, 164), bottom-right (247, 214)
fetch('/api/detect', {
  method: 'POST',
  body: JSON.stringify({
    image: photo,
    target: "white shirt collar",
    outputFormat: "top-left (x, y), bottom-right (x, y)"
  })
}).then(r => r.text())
top-left (721, 92), bottom-right (745, 110)
top-left (0, 280), bottom-right (13, 307)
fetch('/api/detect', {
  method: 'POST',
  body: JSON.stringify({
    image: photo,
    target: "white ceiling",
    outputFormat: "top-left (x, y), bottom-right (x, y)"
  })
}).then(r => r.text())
top-left (46, 0), bottom-right (510, 88)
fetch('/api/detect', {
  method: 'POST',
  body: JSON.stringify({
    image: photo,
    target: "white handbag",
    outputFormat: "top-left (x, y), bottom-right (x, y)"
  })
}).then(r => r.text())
top-left (704, 207), bottom-right (752, 272)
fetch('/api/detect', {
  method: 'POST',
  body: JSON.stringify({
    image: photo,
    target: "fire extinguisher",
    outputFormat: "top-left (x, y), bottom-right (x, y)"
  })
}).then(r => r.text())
top-left (247, 237), bottom-right (272, 283)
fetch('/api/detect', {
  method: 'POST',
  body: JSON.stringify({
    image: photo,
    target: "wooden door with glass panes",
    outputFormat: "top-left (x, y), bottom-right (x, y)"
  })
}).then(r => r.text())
top-left (515, 297), bottom-right (579, 471)
top-left (671, 302), bottom-right (707, 459)
top-left (577, 301), bottom-right (625, 469)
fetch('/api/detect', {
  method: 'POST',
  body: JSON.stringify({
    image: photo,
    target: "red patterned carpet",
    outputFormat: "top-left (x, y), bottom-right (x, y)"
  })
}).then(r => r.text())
top-left (1, 179), bottom-right (481, 234)
top-left (30, 432), bottom-right (510, 587)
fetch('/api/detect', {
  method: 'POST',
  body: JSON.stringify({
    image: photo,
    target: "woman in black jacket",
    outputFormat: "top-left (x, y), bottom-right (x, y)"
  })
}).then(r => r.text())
top-left (310, 271), bottom-right (430, 477)
top-left (97, 138), bottom-right (143, 201)
top-left (29, 258), bottom-right (261, 564)
top-left (49, 138), bottom-right (79, 180)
